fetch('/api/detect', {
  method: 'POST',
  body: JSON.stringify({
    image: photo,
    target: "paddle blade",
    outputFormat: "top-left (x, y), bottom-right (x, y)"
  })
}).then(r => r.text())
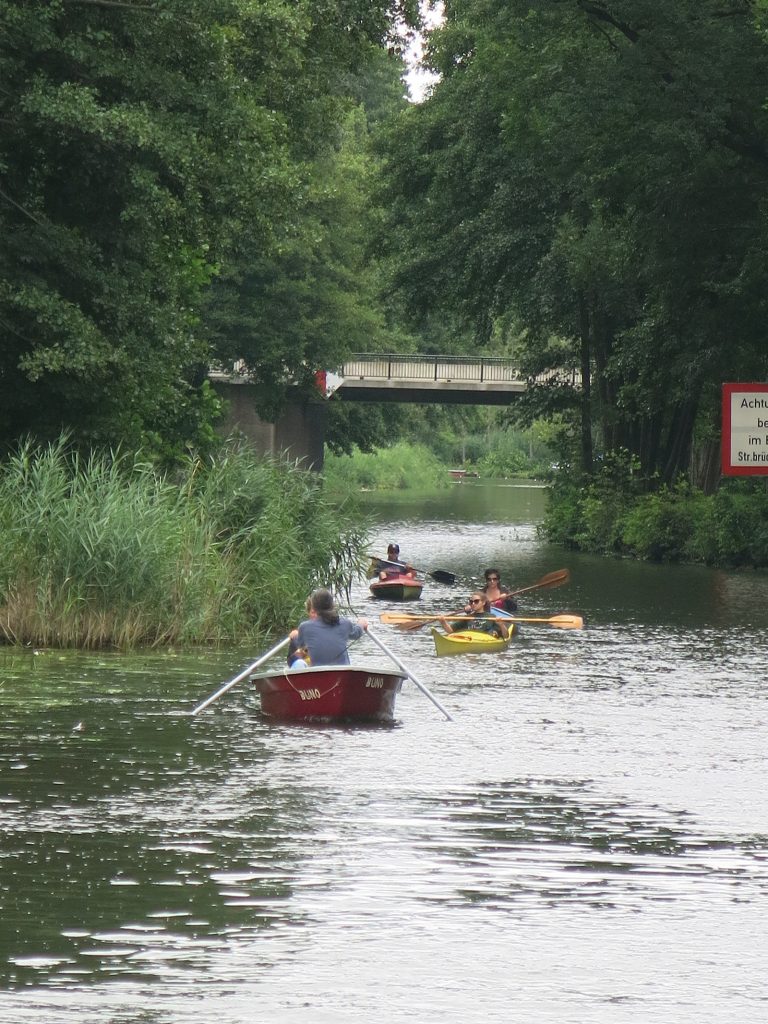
top-left (509, 568), bottom-right (570, 597)
top-left (547, 614), bottom-right (583, 629)
top-left (380, 612), bottom-right (424, 626)
top-left (537, 568), bottom-right (570, 589)
top-left (429, 569), bottom-right (456, 585)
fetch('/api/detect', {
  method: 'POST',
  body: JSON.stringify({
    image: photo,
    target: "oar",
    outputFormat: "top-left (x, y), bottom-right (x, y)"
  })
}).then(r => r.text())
top-left (366, 627), bottom-right (453, 721)
top-left (381, 612), bottom-right (584, 630)
top-left (190, 636), bottom-right (291, 715)
top-left (398, 567), bottom-right (572, 632)
top-left (369, 555), bottom-right (456, 585)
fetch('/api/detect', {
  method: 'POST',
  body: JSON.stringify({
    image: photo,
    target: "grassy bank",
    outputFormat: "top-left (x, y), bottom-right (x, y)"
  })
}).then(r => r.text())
top-left (0, 437), bottom-right (367, 648)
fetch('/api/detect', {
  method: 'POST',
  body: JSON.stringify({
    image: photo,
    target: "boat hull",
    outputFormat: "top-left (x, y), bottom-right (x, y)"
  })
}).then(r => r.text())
top-left (250, 664), bottom-right (406, 722)
top-left (431, 625), bottom-right (516, 657)
top-left (369, 575), bottom-right (423, 601)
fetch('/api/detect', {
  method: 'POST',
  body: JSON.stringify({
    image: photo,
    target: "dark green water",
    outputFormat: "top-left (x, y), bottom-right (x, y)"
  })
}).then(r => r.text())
top-left (2, 480), bottom-right (768, 1023)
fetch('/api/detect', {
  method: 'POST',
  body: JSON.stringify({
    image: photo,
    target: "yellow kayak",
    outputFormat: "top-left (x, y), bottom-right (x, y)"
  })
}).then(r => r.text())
top-left (431, 624), bottom-right (516, 657)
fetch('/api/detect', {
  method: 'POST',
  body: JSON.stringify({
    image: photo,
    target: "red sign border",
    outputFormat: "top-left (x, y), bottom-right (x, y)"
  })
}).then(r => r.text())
top-left (722, 382), bottom-right (768, 476)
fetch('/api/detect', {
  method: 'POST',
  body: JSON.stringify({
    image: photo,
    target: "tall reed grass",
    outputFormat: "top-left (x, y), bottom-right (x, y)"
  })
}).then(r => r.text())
top-left (0, 437), bottom-right (368, 648)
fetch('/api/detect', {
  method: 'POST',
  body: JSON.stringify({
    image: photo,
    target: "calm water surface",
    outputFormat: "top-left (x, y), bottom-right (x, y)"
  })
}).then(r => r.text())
top-left (2, 480), bottom-right (768, 1023)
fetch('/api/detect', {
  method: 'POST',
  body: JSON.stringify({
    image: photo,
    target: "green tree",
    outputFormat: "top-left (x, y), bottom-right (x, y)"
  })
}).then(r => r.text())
top-left (0, 0), bottom-right (417, 455)
top-left (377, 0), bottom-right (768, 489)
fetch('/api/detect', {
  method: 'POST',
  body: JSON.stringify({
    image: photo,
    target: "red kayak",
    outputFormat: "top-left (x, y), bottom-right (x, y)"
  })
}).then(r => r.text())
top-left (250, 664), bottom-right (407, 723)
top-left (369, 574), bottom-right (423, 601)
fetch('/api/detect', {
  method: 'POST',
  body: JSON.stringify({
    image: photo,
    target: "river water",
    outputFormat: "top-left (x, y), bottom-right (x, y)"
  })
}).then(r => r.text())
top-left (2, 480), bottom-right (768, 1023)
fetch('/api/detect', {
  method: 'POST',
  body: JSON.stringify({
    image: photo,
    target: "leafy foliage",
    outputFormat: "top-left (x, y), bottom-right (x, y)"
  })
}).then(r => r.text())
top-left (377, 0), bottom-right (768, 489)
top-left (0, 1), bottom-right (417, 456)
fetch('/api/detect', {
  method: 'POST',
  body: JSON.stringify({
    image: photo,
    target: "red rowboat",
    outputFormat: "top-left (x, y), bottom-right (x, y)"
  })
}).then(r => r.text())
top-left (250, 664), bottom-right (407, 722)
top-left (369, 574), bottom-right (423, 601)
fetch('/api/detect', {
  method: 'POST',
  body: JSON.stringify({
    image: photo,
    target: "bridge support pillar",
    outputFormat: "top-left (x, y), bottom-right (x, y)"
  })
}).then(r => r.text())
top-left (211, 381), bottom-right (326, 471)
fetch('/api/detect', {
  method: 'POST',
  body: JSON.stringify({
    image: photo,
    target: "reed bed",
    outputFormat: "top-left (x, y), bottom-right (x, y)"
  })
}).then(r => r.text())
top-left (0, 437), bottom-right (367, 648)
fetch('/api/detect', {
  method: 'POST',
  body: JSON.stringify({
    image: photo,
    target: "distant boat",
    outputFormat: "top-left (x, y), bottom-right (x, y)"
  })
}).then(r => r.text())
top-left (250, 664), bottom-right (407, 722)
top-left (369, 574), bottom-right (424, 601)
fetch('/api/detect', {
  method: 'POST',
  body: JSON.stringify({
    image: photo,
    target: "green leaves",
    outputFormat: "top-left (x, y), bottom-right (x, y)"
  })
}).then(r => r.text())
top-left (0, 0), bottom-right (415, 457)
top-left (378, 0), bottom-right (768, 486)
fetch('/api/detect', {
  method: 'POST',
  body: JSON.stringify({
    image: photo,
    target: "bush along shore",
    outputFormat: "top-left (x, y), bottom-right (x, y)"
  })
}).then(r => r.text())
top-left (0, 437), bottom-right (367, 648)
top-left (542, 467), bottom-right (768, 568)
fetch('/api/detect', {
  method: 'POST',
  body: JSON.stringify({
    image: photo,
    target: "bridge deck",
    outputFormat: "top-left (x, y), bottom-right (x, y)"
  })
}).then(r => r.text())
top-left (336, 354), bottom-right (577, 405)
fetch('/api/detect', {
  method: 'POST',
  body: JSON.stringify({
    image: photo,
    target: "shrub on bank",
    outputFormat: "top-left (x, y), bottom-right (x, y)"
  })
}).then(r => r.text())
top-left (322, 442), bottom-right (450, 493)
top-left (0, 437), bottom-right (366, 648)
top-left (542, 472), bottom-right (768, 567)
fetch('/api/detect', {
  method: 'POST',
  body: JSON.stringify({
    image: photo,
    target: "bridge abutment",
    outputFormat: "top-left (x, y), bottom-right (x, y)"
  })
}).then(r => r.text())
top-left (211, 380), bottom-right (326, 471)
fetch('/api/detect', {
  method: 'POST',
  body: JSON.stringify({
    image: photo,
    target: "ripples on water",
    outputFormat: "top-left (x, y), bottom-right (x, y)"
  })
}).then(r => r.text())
top-left (2, 493), bottom-right (768, 1022)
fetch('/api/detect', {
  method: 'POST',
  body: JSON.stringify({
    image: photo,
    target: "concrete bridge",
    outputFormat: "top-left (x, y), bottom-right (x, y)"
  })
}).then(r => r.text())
top-left (326, 353), bottom-right (570, 404)
top-left (210, 353), bottom-right (578, 469)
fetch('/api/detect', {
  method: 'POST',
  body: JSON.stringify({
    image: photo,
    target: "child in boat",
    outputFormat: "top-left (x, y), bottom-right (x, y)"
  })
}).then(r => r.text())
top-left (440, 593), bottom-right (509, 639)
top-left (290, 588), bottom-right (369, 666)
top-left (287, 597), bottom-right (312, 668)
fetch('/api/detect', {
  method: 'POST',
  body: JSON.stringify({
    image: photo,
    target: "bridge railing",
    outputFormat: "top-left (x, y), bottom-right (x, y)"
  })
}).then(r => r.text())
top-left (341, 353), bottom-right (579, 386)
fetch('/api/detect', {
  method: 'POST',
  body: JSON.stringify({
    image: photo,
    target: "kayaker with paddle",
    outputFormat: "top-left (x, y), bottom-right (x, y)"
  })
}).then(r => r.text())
top-left (440, 593), bottom-right (509, 639)
top-left (376, 543), bottom-right (416, 581)
top-left (291, 588), bottom-right (369, 666)
top-left (481, 568), bottom-right (518, 613)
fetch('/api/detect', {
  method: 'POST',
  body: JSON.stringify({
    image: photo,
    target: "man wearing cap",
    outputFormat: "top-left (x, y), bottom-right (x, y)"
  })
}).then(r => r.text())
top-left (377, 543), bottom-right (415, 580)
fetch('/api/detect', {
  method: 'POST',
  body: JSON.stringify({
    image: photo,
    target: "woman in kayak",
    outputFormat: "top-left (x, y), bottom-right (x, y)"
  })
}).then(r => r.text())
top-left (440, 593), bottom-right (509, 639)
top-left (482, 568), bottom-right (518, 613)
top-left (290, 588), bottom-right (368, 666)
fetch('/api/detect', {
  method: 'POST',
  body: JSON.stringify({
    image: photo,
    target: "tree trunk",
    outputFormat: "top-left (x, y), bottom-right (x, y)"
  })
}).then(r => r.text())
top-left (578, 291), bottom-right (594, 475)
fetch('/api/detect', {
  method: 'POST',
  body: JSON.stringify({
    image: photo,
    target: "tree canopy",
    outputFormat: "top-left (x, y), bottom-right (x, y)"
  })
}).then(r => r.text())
top-left (377, 0), bottom-right (768, 488)
top-left (0, 0), bottom-right (416, 455)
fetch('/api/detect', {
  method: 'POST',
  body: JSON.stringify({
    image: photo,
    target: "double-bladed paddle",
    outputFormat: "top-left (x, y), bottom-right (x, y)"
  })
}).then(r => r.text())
top-left (397, 567), bottom-right (572, 632)
top-left (369, 555), bottom-right (456, 585)
top-left (381, 612), bottom-right (584, 630)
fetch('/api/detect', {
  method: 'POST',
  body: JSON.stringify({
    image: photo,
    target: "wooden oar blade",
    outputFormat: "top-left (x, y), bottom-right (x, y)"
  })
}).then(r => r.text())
top-left (380, 612), bottom-right (424, 626)
top-left (538, 568), bottom-right (570, 589)
top-left (508, 568), bottom-right (570, 597)
top-left (548, 614), bottom-right (583, 629)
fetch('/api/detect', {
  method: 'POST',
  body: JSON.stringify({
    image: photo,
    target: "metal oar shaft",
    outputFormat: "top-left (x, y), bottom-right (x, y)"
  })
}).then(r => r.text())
top-left (191, 636), bottom-right (291, 716)
top-left (366, 627), bottom-right (453, 721)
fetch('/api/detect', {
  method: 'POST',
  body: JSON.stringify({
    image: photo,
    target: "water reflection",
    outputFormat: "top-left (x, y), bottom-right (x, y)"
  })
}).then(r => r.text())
top-left (408, 780), bottom-right (768, 910)
top-left (2, 484), bottom-right (768, 1023)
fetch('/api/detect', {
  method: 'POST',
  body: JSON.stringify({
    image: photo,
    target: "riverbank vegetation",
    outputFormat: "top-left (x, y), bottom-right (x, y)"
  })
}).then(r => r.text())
top-left (543, 455), bottom-right (768, 567)
top-left (323, 441), bottom-right (449, 494)
top-left (324, 408), bottom-right (557, 491)
top-left (377, 2), bottom-right (768, 561)
top-left (0, 438), bottom-right (365, 649)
